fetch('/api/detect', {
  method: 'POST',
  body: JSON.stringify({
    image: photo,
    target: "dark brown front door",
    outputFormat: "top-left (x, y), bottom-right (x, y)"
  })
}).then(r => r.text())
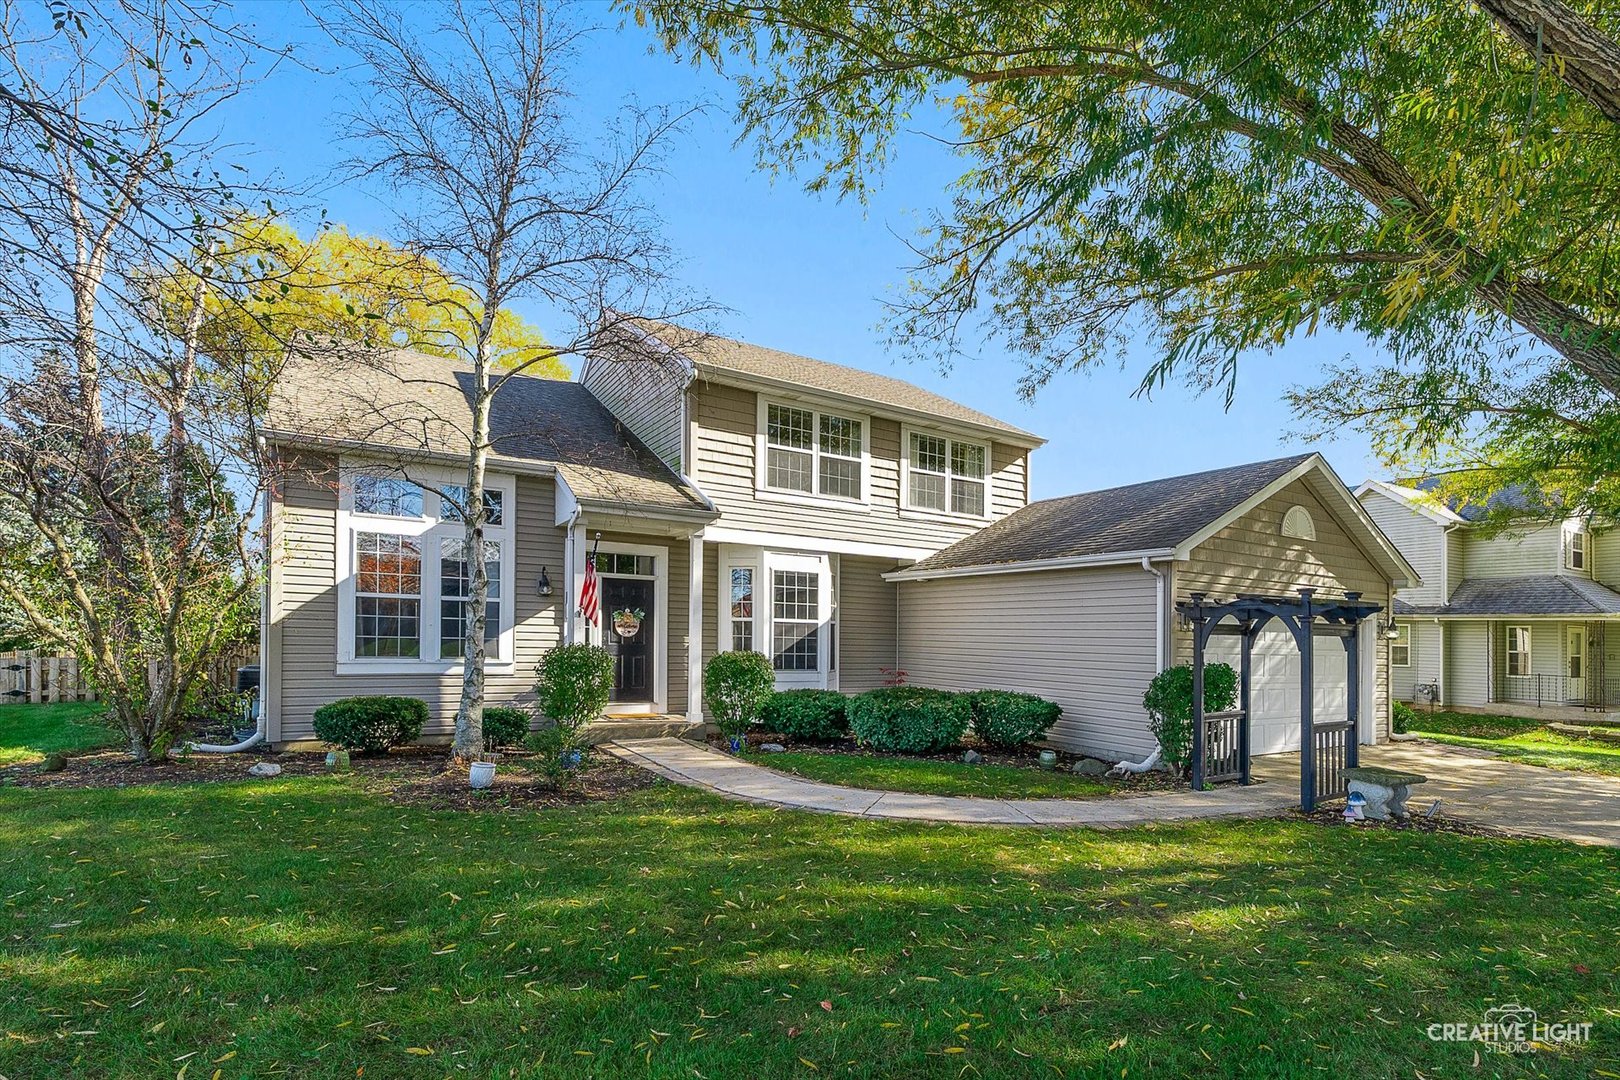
top-left (602, 577), bottom-right (655, 703)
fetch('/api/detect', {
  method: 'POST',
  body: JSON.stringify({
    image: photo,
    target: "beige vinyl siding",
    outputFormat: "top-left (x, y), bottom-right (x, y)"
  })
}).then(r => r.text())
top-left (691, 380), bottom-right (1028, 550)
top-left (592, 530), bottom-right (689, 714)
top-left (1391, 619), bottom-right (1442, 703)
top-left (581, 356), bottom-right (687, 469)
top-left (1596, 528), bottom-right (1620, 589)
top-left (1448, 621), bottom-right (1491, 706)
top-left (897, 566), bottom-right (1160, 758)
top-left (1461, 524), bottom-right (1563, 578)
top-left (270, 460), bottom-right (567, 744)
top-left (1173, 477), bottom-right (1393, 739)
top-left (836, 555), bottom-right (899, 692)
top-left (1358, 491), bottom-right (1445, 605)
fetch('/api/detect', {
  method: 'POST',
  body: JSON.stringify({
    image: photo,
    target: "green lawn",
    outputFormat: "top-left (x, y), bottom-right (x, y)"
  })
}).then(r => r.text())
top-left (1409, 710), bottom-right (1620, 777)
top-left (0, 700), bottom-right (117, 766)
top-left (760, 749), bottom-right (1115, 798)
top-left (1, 775), bottom-right (1616, 1078)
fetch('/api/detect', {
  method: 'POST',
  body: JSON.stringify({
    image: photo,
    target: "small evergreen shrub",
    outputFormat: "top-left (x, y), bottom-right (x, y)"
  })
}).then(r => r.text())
top-left (313, 696), bottom-right (428, 754)
top-left (1141, 664), bottom-right (1239, 773)
top-left (1392, 700), bottom-right (1418, 735)
top-left (760, 689), bottom-right (849, 742)
top-left (482, 705), bottom-right (533, 749)
top-left (535, 644), bottom-right (614, 736)
top-left (968, 690), bottom-right (1061, 747)
top-left (848, 686), bottom-right (971, 753)
top-left (523, 720), bottom-right (587, 783)
top-left (703, 651), bottom-right (776, 739)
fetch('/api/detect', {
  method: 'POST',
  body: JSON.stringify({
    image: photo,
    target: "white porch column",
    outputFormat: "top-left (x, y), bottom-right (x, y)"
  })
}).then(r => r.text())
top-left (688, 532), bottom-right (704, 722)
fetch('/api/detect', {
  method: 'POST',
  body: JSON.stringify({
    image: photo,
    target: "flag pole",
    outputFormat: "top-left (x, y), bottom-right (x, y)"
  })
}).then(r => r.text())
top-left (583, 531), bottom-right (602, 646)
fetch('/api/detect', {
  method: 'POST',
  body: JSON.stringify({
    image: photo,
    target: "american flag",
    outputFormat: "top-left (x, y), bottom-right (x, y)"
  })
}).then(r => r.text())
top-left (580, 552), bottom-right (600, 629)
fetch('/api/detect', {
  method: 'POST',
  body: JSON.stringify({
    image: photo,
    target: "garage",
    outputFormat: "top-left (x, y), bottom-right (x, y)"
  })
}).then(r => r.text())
top-left (1208, 624), bottom-right (1351, 755)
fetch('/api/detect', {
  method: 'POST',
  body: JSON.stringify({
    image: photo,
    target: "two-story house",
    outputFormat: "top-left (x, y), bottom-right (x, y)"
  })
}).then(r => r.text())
top-left (258, 324), bottom-right (1414, 762)
top-left (1357, 479), bottom-right (1620, 714)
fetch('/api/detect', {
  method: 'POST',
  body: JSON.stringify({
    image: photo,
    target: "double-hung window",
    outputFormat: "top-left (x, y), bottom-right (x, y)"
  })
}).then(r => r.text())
top-left (728, 567), bottom-right (755, 652)
top-left (1506, 626), bottom-right (1532, 677)
top-left (762, 402), bottom-right (864, 501)
top-left (1389, 623), bottom-right (1410, 667)
top-left (907, 431), bottom-right (988, 517)
top-left (771, 569), bottom-right (819, 671)
top-left (341, 466), bottom-right (513, 669)
top-left (1567, 528), bottom-right (1587, 571)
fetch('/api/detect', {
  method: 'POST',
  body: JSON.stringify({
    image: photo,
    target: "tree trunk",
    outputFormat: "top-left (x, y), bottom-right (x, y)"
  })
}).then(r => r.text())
top-left (450, 311), bottom-right (499, 763)
top-left (1476, 0), bottom-right (1620, 124)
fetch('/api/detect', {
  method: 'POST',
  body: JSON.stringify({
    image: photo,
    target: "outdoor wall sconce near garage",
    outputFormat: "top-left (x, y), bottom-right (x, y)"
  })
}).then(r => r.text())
top-left (537, 567), bottom-right (553, 597)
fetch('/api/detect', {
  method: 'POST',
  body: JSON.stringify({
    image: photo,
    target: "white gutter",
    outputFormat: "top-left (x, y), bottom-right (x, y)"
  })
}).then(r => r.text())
top-left (884, 547), bottom-right (1178, 583)
top-left (1142, 556), bottom-right (1166, 672)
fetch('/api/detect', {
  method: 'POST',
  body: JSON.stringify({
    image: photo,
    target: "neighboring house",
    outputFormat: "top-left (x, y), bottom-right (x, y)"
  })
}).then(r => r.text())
top-left (259, 326), bottom-right (1413, 760)
top-left (1357, 479), bottom-right (1620, 714)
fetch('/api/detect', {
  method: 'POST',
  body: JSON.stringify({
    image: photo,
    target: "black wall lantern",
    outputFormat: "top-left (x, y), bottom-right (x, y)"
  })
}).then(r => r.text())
top-left (537, 566), bottom-right (553, 597)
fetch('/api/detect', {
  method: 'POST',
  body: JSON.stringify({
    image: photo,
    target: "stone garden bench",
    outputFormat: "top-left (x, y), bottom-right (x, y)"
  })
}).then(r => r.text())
top-left (1343, 766), bottom-right (1428, 822)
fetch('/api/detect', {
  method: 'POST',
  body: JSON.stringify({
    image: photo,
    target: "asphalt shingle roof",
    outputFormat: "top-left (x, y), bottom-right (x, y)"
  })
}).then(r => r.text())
top-left (1396, 575), bottom-right (1620, 617)
top-left (265, 348), bottom-right (712, 515)
top-left (640, 322), bottom-right (1042, 443)
top-left (907, 454), bottom-right (1315, 572)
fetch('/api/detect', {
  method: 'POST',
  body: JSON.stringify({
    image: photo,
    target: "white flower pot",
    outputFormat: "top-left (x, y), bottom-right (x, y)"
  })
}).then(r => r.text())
top-left (468, 760), bottom-right (497, 789)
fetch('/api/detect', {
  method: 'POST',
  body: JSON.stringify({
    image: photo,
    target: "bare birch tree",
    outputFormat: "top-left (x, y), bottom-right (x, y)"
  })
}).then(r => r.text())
top-left (0, 0), bottom-right (287, 759)
top-left (316, 0), bottom-right (705, 762)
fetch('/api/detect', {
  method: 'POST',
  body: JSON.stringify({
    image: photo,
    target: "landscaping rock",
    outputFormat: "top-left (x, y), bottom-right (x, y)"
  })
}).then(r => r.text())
top-left (1071, 758), bottom-right (1110, 776)
top-left (962, 749), bottom-right (983, 764)
top-left (41, 752), bottom-right (67, 773)
top-left (759, 742), bottom-right (786, 753)
top-left (247, 762), bottom-right (282, 778)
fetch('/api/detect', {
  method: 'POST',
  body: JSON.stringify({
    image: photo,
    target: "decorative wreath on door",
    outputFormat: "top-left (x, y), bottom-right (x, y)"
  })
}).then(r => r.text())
top-left (612, 607), bottom-right (645, 638)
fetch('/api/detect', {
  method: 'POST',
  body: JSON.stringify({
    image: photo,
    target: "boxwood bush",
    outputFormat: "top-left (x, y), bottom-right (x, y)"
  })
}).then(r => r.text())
top-left (968, 690), bottom-right (1061, 748)
top-left (312, 695), bottom-right (427, 754)
top-left (848, 686), bottom-right (971, 753)
top-left (482, 705), bottom-right (533, 749)
top-left (760, 689), bottom-right (848, 742)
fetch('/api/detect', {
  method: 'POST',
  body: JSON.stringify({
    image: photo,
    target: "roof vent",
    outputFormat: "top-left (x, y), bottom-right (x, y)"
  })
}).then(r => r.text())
top-left (1282, 504), bottom-right (1316, 541)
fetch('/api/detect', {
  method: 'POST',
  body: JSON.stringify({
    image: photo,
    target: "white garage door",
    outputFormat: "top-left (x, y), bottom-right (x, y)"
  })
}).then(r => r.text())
top-left (1209, 625), bottom-right (1349, 755)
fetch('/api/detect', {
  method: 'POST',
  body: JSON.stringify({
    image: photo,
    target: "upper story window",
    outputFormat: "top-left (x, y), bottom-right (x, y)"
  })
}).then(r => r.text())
top-left (906, 431), bottom-right (988, 517)
top-left (1566, 527), bottom-right (1587, 570)
top-left (1281, 504), bottom-right (1316, 540)
top-left (762, 402), bottom-right (864, 501)
top-left (353, 476), bottom-right (423, 518)
top-left (441, 483), bottom-right (505, 526)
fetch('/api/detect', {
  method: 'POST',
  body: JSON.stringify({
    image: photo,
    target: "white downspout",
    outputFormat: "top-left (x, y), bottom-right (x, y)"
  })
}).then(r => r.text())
top-left (1111, 557), bottom-right (1168, 775)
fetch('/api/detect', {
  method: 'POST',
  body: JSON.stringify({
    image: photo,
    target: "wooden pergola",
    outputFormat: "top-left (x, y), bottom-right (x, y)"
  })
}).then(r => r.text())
top-left (1177, 588), bottom-right (1385, 811)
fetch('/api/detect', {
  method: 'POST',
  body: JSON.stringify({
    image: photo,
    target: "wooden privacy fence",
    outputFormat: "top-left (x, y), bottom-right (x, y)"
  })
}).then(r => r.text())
top-left (0, 645), bottom-right (257, 705)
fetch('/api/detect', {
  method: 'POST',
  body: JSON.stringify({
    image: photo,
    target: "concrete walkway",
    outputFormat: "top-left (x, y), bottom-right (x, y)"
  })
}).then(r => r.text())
top-left (1255, 741), bottom-right (1620, 847)
top-left (604, 738), bottom-right (1296, 827)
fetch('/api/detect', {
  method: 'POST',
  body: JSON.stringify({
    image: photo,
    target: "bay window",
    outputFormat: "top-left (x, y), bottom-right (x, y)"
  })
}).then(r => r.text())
top-left (762, 401), bottom-right (865, 501)
top-left (906, 430), bottom-right (988, 517)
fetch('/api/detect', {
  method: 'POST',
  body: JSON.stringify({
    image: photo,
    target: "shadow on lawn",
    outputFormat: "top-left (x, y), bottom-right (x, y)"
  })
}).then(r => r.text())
top-left (0, 779), bottom-right (1613, 1078)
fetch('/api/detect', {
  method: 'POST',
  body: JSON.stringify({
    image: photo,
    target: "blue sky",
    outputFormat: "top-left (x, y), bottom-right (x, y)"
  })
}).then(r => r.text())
top-left (232, 3), bottom-right (1384, 499)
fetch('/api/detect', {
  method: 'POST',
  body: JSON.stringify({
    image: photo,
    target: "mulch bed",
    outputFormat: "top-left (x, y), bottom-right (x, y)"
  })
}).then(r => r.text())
top-left (1292, 803), bottom-right (1510, 839)
top-left (708, 731), bottom-right (1187, 794)
top-left (0, 741), bottom-right (655, 811)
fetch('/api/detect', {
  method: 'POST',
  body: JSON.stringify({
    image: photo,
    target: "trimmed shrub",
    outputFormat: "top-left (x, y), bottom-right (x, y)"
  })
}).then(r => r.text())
top-left (313, 695), bottom-right (428, 754)
top-left (1141, 664), bottom-right (1239, 773)
top-left (535, 644), bottom-right (614, 736)
top-left (1392, 700), bottom-right (1418, 735)
top-left (760, 689), bottom-right (849, 742)
top-left (704, 651), bottom-right (777, 739)
top-left (848, 686), bottom-right (971, 753)
top-left (968, 690), bottom-right (1061, 748)
top-left (483, 705), bottom-right (533, 749)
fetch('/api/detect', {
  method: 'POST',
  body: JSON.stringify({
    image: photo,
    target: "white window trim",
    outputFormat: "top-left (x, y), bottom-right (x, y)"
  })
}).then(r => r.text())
top-left (899, 424), bottom-right (992, 522)
top-left (717, 544), bottom-right (835, 690)
top-left (754, 396), bottom-right (871, 508)
top-left (335, 459), bottom-right (517, 676)
top-left (1389, 622), bottom-right (1411, 668)
top-left (1566, 526), bottom-right (1588, 571)
top-left (595, 540), bottom-right (669, 716)
top-left (1505, 624), bottom-right (1533, 679)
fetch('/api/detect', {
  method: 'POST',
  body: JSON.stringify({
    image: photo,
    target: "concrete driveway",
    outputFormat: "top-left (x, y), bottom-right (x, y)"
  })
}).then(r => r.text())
top-left (1253, 740), bottom-right (1620, 847)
